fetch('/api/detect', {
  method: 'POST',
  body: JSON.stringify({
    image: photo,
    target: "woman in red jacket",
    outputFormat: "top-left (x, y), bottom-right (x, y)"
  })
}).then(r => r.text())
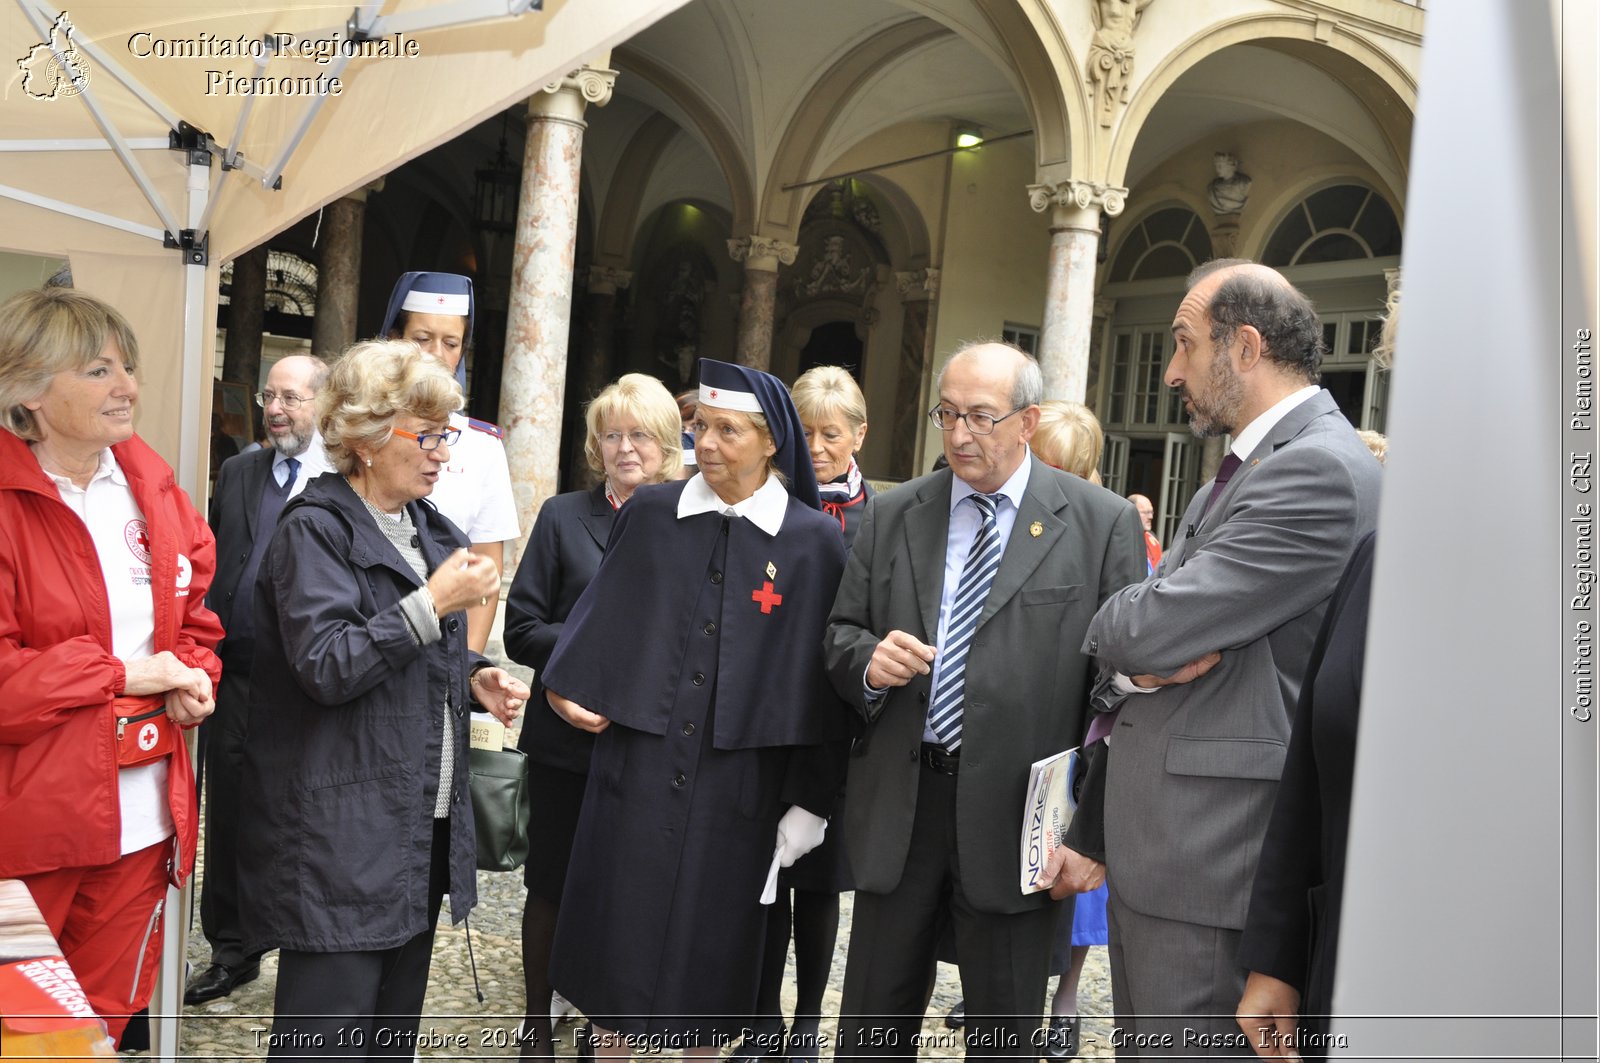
top-left (0, 287), bottom-right (224, 1046)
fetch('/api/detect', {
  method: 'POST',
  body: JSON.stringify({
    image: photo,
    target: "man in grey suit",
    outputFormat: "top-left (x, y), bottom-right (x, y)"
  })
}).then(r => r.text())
top-left (186, 354), bottom-right (330, 1004)
top-left (1055, 260), bottom-right (1382, 1055)
top-left (824, 342), bottom-right (1146, 1058)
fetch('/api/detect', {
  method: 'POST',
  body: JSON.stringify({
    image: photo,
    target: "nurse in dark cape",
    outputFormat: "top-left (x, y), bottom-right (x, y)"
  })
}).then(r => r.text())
top-left (541, 359), bottom-right (851, 1054)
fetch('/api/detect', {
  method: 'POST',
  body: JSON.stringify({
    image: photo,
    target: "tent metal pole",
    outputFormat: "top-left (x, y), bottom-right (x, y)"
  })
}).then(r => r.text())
top-left (149, 153), bottom-right (213, 1063)
top-left (0, 182), bottom-right (165, 241)
top-left (16, 0), bottom-right (181, 237)
top-left (18, 0), bottom-right (182, 129)
top-left (0, 137), bottom-right (170, 151)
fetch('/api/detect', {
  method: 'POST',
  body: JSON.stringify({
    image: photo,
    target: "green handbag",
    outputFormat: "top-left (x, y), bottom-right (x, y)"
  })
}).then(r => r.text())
top-left (468, 744), bottom-right (531, 872)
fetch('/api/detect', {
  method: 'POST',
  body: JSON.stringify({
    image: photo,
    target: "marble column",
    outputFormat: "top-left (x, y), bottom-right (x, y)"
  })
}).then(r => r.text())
top-left (891, 267), bottom-right (940, 478)
top-left (578, 264), bottom-right (632, 403)
top-left (223, 242), bottom-right (268, 436)
top-left (1026, 179), bottom-right (1126, 402)
top-left (312, 185), bottom-right (375, 358)
top-left (727, 235), bottom-right (798, 370)
top-left (499, 65), bottom-right (616, 569)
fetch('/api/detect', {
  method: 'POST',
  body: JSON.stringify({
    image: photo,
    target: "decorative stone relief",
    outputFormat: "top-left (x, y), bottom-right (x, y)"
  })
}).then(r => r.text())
top-left (539, 66), bottom-right (618, 107)
top-left (727, 236), bottom-right (799, 271)
top-left (895, 268), bottom-right (941, 302)
top-left (1027, 179), bottom-right (1128, 218)
top-left (586, 265), bottom-right (632, 295)
top-left (1087, 0), bottom-right (1154, 128)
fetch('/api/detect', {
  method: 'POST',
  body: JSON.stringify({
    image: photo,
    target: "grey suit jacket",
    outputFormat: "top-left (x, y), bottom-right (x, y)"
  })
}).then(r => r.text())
top-left (1075, 388), bottom-right (1381, 931)
top-left (824, 456), bottom-right (1146, 914)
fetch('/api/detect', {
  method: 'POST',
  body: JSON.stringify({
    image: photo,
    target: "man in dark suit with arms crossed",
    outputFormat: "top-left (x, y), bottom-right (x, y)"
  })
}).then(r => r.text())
top-left (824, 341), bottom-right (1146, 1058)
top-left (1054, 260), bottom-right (1382, 1055)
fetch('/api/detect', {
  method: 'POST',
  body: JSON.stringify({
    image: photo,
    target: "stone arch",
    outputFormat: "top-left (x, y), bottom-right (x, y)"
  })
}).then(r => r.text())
top-left (1239, 167), bottom-right (1404, 262)
top-left (1106, 16), bottom-right (1417, 190)
top-left (758, 19), bottom-right (954, 240)
top-left (851, 172), bottom-right (932, 268)
top-left (593, 112), bottom-right (682, 269)
top-left (613, 45), bottom-right (757, 236)
top-left (896, 0), bottom-right (1089, 180)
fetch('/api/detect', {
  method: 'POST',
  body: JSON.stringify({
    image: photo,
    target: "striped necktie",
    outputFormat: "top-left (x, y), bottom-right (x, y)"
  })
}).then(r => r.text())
top-left (925, 492), bottom-right (1004, 752)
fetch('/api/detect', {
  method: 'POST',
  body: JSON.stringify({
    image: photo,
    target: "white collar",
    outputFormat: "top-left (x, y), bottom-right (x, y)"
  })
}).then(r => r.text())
top-left (34, 446), bottom-right (123, 489)
top-left (272, 431), bottom-right (329, 473)
top-left (949, 452), bottom-right (1032, 514)
top-left (1229, 385), bottom-right (1321, 461)
top-left (677, 472), bottom-right (790, 535)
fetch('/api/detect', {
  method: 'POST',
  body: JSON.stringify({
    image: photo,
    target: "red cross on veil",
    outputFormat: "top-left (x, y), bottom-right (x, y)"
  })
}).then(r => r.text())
top-left (751, 580), bottom-right (783, 614)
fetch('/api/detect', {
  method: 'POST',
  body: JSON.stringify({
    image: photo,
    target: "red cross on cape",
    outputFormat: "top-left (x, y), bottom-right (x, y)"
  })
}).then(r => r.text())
top-left (751, 580), bottom-right (783, 614)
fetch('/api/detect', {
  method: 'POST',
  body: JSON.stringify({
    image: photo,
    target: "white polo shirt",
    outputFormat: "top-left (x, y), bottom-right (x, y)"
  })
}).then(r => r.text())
top-left (426, 413), bottom-right (520, 544)
top-left (37, 447), bottom-right (173, 854)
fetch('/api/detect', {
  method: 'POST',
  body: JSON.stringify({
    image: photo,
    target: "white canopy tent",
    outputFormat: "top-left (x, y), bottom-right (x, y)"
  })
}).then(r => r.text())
top-left (2, 1), bottom-right (687, 1055)
top-left (2, 0), bottom-right (689, 495)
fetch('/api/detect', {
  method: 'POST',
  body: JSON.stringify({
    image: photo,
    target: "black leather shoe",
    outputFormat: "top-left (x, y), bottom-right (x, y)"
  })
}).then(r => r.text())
top-left (1043, 1014), bottom-right (1078, 1061)
top-left (183, 962), bottom-right (260, 1005)
top-left (944, 1000), bottom-right (966, 1029)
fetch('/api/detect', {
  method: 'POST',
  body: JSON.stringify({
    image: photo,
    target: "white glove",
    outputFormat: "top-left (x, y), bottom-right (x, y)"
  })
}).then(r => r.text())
top-left (758, 806), bottom-right (829, 904)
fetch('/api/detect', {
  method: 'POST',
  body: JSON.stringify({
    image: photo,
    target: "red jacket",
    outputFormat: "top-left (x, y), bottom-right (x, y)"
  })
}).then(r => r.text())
top-left (0, 429), bottom-right (224, 881)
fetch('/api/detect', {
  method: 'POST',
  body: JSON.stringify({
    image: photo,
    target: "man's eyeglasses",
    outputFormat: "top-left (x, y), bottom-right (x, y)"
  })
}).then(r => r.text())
top-left (255, 390), bottom-right (309, 410)
top-left (391, 427), bottom-right (462, 451)
top-left (927, 405), bottom-right (1025, 436)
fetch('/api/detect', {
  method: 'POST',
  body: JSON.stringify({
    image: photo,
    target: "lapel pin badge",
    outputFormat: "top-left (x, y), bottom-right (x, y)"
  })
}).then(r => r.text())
top-left (1029, 520), bottom-right (1043, 538)
top-left (765, 561), bottom-right (777, 579)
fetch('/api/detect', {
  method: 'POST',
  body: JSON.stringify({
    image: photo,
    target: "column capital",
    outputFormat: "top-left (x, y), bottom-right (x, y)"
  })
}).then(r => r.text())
top-left (529, 65), bottom-right (617, 123)
top-left (894, 267), bottom-right (941, 302)
top-left (1094, 296), bottom-right (1117, 319)
top-left (727, 235), bottom-right (798, 272)
top-left (587, 265), bottom-right (633, 295)
top-left (1027, 179), bottom-right (1128, 219)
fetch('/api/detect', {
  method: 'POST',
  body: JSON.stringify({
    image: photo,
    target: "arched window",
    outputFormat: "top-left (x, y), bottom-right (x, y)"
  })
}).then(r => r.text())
top-left (1261, 184), bottom-right (1402, 266)
top-left (1109, 207), bottom-right (1212, 283)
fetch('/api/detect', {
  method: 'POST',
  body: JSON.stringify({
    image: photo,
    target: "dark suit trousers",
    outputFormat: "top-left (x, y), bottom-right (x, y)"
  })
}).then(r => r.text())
top-left (267, 819), bottom-right (449, 1063)
top-left (1106, 879), bottom-right (1250, 1058)
top-left (839, 765), bottom-right (1060, 1061)
top-left (199, 651), bottom-right (260, 968)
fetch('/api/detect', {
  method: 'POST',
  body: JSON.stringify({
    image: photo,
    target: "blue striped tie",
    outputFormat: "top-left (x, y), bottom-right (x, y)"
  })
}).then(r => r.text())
top-left (926, 492), bottom-right (1004, 752)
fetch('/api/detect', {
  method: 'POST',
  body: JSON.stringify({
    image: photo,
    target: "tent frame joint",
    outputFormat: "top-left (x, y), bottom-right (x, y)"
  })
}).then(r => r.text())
top-left (169, 121), bottom-right (215, 167)
top-left (164, 228), bottom-right (210, 266)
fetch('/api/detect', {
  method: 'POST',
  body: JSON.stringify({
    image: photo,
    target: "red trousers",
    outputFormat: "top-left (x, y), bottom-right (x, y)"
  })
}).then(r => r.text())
top-left (20, 839), bottom-right (171, 1047)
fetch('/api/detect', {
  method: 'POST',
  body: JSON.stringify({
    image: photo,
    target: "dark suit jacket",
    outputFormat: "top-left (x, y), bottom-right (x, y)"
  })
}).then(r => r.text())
top-left (823, 456), bottom-right (1146, 915)
top-left (207, 448), bottom-right (277, 645)
top-left (503, 485), bottom-right (614, 774)
top-left (1072, 389), bottom-right (1382, 931)
top-left (1238, 531), bottom-right (1376, 1035)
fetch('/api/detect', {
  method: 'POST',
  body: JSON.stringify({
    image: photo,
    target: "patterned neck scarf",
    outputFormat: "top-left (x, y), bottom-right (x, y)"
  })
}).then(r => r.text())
top-left (819, 457), bottom-right (865, 531)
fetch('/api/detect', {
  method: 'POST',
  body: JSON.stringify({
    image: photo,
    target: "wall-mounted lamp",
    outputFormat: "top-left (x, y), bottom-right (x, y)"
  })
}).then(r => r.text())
top-left (954, 125), bottom-right (984, 149)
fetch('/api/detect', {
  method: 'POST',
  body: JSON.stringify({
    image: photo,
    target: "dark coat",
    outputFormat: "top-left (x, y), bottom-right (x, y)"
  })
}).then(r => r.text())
top-left (1238, 531), bottom-right (1376, 1052)
top-left (503, 484), bottom-right (613, 774)
top-left (206, 448), bottom-right (275, 636)
top-left (542, 479), bottom-right (850, 1039)
top-left (237, 474), bottom-right (479, 954)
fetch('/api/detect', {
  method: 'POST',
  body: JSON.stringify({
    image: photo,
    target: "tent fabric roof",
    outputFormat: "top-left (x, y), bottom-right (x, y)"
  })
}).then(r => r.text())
top-left (2, 0), bottom-right (689, 484)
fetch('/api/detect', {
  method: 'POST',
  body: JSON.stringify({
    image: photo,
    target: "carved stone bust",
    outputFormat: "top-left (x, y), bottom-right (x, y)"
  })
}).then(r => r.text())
top-left (1207, 152), bottom-right (1253, 214)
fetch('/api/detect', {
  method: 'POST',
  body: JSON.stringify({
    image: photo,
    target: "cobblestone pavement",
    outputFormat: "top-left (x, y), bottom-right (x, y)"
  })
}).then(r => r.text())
top-left (169, 624), bottom-right (1116, 1060)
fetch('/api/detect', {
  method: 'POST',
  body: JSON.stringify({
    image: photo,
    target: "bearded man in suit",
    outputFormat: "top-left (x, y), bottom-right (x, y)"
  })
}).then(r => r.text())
top-left (185, 354), bottom-right (331, 1004)
top-left (824, 340), bottom-right (1146, 1059)
top-left (1056, 260), bottom-right (1382, 1056)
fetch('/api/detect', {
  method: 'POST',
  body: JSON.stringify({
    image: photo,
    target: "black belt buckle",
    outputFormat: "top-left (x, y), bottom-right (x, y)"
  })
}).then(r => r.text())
top-left (920, 743), bottom-right (960, 775)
